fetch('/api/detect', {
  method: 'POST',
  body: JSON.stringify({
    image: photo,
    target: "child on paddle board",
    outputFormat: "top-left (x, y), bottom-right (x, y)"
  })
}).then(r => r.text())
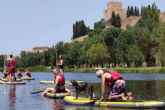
top-left (96, 69), bottom-right (133, 101)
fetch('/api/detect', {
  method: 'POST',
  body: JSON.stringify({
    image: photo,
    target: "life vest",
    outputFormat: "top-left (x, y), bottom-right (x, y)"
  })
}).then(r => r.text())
top-left (108, 71), bottom-right (123, 81)
top-left (54, 74), bottom-right (65, 86)
top-left (54, 74), bottom-right (65, 92)
top-left (105, 71), bottom-right (123, 89)
top-left (58, 74), bottom-right (65, 86)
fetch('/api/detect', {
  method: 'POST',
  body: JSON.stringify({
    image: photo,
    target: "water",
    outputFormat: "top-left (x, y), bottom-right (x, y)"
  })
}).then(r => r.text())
top-left (0, 72), bottom-right (165, 110)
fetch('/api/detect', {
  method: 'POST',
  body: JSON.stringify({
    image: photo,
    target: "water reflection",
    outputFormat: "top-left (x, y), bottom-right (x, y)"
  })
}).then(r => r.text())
top-left (8, 85), bottom-right (16, 110)
top-left (51, 99), bottom-right (65, 110)
top-left (93, 80), bottom-right (165, 101)
top-left (0, 72), bottom-right (165, 110)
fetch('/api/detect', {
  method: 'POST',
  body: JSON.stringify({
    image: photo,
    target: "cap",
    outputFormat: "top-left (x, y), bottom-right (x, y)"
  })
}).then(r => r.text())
top-left (96, 70), bottom-right (104, 76)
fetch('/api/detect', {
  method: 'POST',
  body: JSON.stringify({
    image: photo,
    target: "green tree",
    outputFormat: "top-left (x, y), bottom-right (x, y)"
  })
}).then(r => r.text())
top-left (0, 55), bottom-right (5, 67)
top-left (153, 23), bottom-right (165, 66)
top-left (102, 27), bottom-right (121, 66)
top-left (128, 45), bottom-right (144, 67)
top-left (72, 20), bottom-right (88, 39)
top-left (94, 19), bottom-right (106, 30)
top-left (110, 12), bottom-right (121, 28)
top-left (127, 6), bottom-right (131, 17)
top-left (111, 11), bottom-right (116, 27)
top-left (86, 43), bottom-right (109, 68)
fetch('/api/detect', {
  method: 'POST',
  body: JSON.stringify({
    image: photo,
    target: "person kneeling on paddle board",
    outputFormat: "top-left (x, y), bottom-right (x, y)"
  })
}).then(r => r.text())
top-left (96, 69), bottom-right (133, 101)
top-left (25, 68), bottom-right (31, 77)
top-left (17, 68), bottom-right (23, 78)
top-left (42, 68), bottom-right (70, 96)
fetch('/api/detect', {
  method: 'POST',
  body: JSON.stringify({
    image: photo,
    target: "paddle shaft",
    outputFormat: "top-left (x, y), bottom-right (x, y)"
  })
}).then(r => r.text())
top-left (31, 90), bottom-right (44, 94)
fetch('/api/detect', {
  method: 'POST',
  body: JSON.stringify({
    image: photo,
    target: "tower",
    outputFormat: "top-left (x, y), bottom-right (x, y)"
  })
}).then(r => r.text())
top-left (103, 1), bottom-right (126, 21)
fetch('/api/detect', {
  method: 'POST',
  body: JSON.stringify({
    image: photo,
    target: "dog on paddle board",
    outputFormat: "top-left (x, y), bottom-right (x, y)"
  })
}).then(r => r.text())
top-left (70, 80), bottom-right (94, 99)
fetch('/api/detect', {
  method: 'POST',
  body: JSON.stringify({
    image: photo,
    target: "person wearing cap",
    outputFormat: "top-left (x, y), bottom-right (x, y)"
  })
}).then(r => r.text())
top-left (96, 69), bottom-right (133, 101)
top-left (42, 68), bottom-right (70, 96)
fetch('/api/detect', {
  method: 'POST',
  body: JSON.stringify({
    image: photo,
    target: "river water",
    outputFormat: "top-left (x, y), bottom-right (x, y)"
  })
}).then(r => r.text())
top-left (0, 72), bottom-right (165, 110)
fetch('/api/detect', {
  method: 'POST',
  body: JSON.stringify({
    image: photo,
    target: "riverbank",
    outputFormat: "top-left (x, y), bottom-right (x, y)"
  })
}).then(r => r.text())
top-left (0, 66), bottom-right (165, 73)
top-left (64, 67), bottom-right (165, 73)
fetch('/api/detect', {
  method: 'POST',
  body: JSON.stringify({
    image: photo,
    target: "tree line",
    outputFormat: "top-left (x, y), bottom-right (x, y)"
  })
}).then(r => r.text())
top-left (0, 3), bottom-right (164, 69)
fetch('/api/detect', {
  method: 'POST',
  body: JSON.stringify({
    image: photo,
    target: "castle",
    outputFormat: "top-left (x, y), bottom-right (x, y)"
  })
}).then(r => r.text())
top-left (103, 1), bottom-right (126, 21)
top-left (72, 0), bottom-right (165, 42)
top-left (25, 46), bottom-right (49, 54)
top-left (104, 0), bottom-right (165, 29)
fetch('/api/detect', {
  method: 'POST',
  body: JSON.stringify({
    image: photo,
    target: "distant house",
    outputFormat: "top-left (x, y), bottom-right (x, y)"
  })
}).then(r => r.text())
top-left (32, 46), bottom-right (49, 53)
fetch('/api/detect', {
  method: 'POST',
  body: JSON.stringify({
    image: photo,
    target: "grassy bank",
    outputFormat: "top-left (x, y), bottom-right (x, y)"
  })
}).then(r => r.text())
top-left (0, 65), bottom-right (50, 73)
top-left (65, 67), bottom-right (165, 74)
top-left (0, 66), bottom-right (165, 73)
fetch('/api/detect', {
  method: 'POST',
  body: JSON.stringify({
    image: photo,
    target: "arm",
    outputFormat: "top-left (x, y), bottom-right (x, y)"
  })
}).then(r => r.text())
top-left (100, 75), bottom-right (105, 100)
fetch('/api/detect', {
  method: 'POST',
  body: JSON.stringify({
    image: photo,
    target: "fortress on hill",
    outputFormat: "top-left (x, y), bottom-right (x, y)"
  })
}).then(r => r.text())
top-left (103, 0), bottom-right (140, 29)
top-left (73, 0), bottom-right (165, 42)
top-left (103, 0), bottom-right (165, 29)
top-left (103, 1), bottom-right (126, 20)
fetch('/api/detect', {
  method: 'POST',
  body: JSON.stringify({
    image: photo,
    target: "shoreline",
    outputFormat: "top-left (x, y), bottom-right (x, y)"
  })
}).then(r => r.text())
top-left (0, 66), bottom-right (165, 74)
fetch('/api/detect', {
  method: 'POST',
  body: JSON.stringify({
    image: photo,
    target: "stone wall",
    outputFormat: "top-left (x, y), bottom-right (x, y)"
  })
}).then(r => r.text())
top-left (121, 16), bottom-right (140, 29)
top-left (72, 35), bottom-right (88, 42)
top-left (104, 1), bottom-right (126, 21)
top-left (160, 12), bottom-right (165, 22)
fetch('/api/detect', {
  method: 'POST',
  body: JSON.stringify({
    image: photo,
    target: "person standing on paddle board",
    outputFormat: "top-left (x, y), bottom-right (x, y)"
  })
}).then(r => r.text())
top-left (42, 68), bottom-right (70, 96)
top-left (8, 55), bottom-right (16, 81)
top-left (96, 69), bottom-right (133, 101)
top-left (56, 55), bottom-right (64, 74)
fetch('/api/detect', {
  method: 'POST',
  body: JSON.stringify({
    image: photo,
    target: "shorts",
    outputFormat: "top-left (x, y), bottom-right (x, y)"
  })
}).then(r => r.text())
top-left (27, 73), bottom-right (31, 77)
top-left (9, 67), bottom-right (15, 76)
top-left (110, 80), bottom-right (126, 96)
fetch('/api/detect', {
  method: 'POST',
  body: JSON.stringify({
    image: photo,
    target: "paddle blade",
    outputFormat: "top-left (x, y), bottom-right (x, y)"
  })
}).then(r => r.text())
top-left (31, 90), bottom-right (44, 94)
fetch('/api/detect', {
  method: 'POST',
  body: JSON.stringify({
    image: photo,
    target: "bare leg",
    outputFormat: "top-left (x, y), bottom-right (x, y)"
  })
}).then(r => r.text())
top-left (42, 88), bottom-right (54, 96)
top-left (109, 94), bottom-right (123, 100)
top-left (65, 88), bottom-right (71, 95)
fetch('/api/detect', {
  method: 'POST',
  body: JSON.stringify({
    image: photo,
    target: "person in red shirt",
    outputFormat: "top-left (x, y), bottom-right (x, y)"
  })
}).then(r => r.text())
top-left (96, 69), bottom-right (133, 101)
top-left (42, 68), bottom-right (70, 96)
top-left (7, 55), bottom-right (16, 81)
top-left (56, 55), bottom-right (64, 74)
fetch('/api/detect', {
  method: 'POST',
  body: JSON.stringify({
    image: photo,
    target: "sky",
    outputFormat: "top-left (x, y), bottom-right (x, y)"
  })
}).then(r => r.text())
top-left (0, 0), bottom-right (165, 56)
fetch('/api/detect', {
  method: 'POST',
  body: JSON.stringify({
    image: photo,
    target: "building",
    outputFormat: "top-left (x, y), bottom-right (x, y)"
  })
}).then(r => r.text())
top-left (32, 46), bottom-right (49, 53)
top-left (103, 0), bottom-right (126, 21)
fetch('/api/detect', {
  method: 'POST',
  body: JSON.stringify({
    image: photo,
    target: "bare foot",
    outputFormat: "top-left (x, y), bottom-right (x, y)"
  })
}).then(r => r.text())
top-left (121, 93), bottom-right (127, 101)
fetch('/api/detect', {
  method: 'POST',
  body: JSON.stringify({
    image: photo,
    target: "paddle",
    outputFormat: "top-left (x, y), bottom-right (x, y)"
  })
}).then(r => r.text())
top-left (30, 89), bottom-right (45, 94)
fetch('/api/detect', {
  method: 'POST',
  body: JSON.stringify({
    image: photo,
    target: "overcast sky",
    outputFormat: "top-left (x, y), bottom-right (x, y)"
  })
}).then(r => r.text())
top-left (0, 0), bottom-right (164, 56)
